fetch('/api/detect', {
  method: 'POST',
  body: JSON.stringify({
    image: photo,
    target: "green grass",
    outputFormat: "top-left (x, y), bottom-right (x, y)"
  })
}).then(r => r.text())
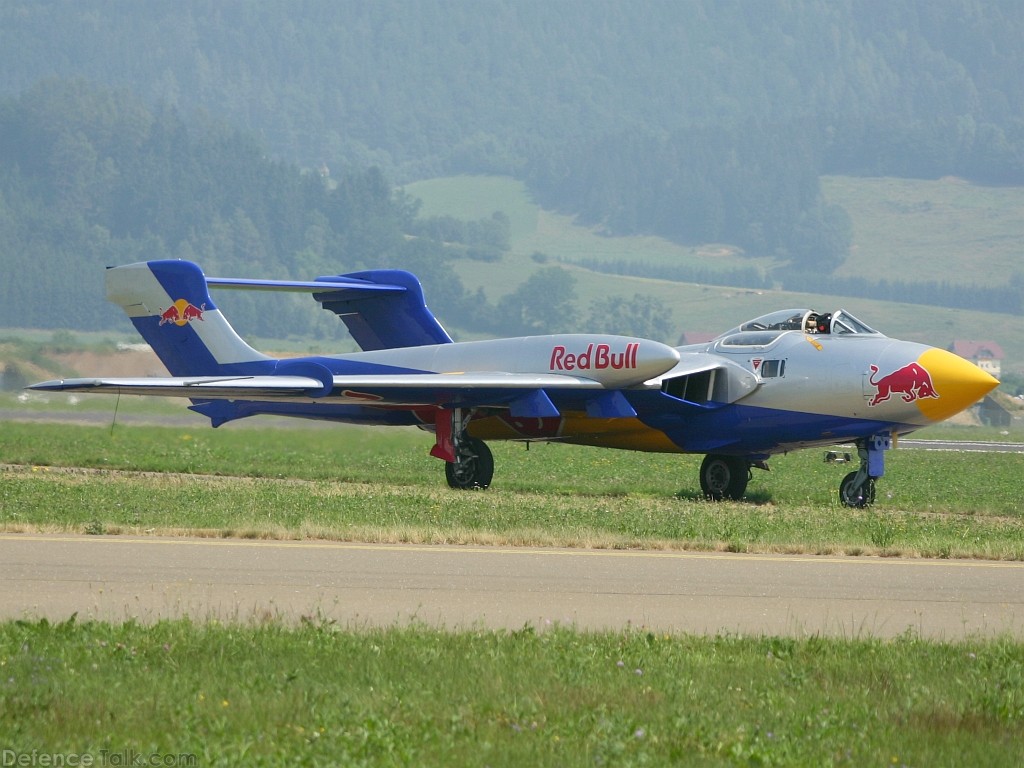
top-left (824, 175), bottom-right (1024, 288)
top-left (407, 175), bottom-right (777, 276)
top-left (3, 417), bottom-right (1023, 765)
top-left (406, 175), bottom-right (780, 320)
top-left (4, 389), bottom-right (194, 419)
top-left (3, 421), bottom-right (1022, 558)
top-left (2, 618), bottom-right (1022, 766)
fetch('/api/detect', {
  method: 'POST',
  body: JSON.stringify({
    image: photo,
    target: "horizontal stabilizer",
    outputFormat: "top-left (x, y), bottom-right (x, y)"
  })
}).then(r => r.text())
top-left (207, 276), bottom-right (405, 297)
top-left (208, 269), bottom-right (450, 351)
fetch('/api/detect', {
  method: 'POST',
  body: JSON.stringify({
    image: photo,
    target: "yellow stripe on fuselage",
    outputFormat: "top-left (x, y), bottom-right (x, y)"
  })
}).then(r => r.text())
top-left (469, 412), bottom-right (682, 453)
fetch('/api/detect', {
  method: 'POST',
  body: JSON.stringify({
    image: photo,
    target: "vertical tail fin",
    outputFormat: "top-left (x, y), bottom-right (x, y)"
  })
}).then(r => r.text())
top-left (314, 269), bottom-right (453, 350)
top-left (106, 260), bottom-right (271, 376)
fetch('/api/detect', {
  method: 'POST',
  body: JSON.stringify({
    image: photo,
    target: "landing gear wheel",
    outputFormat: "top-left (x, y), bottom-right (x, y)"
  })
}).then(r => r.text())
top-left (700, 454), bottom-right (750, 501)
top-left (445, 436), bottom-right (494, 490)
top-left (839, 471), bottom-right (876, 508)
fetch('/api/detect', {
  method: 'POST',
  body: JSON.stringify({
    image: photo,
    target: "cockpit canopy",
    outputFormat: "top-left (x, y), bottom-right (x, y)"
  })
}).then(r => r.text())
top-left (716, 309), bottom-right (880, 348)
top-left (737, 308), bottom-right (877, 335)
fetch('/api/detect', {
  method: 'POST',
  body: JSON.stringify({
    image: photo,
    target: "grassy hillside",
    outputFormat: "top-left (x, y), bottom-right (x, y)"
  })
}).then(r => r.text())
top-left (405, 175), bottom-right (1024, 374)
top-left (824, 175), bottom-right (1024, 287)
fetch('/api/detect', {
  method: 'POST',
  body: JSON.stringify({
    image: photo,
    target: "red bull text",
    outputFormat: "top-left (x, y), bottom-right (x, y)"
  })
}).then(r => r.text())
top-left (867, 362), bottom-right (939, 407)
top-left (550, 342), bottom-right (639, 372)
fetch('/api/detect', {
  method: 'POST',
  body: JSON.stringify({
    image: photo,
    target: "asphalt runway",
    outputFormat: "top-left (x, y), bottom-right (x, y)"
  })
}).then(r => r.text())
top-left (2, 534), bottom-right (1022, 639)
top-left (899, 438), bottom-right (1024, 453)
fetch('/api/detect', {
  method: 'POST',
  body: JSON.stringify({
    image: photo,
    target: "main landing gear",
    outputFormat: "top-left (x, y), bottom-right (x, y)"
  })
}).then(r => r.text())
top-left (837, 434), bottom-right (891, 508)
top-left (699, 454), bottom-right (752, 501)
top-left (699, 436), bottom-right (891, 505)
top-left (432, 408), bottom-right (494, 490)
top-left (445, 433), bottom-right (494, 490)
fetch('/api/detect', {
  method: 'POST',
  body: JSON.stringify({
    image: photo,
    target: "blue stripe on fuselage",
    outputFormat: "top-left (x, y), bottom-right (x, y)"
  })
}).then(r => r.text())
top-left (625, 390), bottom-right (912, 455)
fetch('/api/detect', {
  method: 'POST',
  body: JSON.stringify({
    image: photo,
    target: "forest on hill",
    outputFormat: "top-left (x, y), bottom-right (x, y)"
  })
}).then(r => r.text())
top-left (1, 1), bottom-right (1022, 333)
top-left (0, 81), bottom-right (503, 335)
top-left (0, 82), bottom-right (664, 337)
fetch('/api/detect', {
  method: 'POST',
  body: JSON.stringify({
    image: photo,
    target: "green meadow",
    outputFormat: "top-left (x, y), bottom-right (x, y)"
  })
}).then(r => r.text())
top-left (2, 618), bottom-right (1022, 767)
top-left (407, 174), bottom-right (1024, 293)
top-left (3, 418), bottom-right (1023, 765)
top-left (2, 420), bottom-right (1022, 559)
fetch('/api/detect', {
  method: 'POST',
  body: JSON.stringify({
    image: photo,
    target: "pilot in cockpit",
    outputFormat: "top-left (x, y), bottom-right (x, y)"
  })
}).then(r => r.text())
top-left (804, 312), bottom-right (832, 334)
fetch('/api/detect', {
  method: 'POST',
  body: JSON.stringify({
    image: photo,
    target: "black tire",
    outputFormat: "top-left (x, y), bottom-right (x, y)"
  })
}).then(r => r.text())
top-left (445, 437), bottom-right (494, 490)
top-left (699, 454), bottom-right (749, 501)
top-left (839, 471), bottom-right (876, 508)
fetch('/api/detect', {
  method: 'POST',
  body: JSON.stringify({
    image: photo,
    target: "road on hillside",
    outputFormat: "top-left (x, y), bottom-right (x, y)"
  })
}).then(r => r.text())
top-left (2, 534), bottom-right (1021, 639)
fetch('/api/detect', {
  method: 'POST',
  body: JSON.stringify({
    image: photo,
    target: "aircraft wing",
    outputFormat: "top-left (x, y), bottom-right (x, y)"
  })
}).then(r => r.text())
top-left (29, 371), bottom-right (605, 404)
top-left (29, 375), bottom-right (335, 400)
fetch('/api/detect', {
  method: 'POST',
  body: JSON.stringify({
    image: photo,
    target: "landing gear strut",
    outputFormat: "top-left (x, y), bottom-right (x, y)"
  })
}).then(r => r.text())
top-left (699, 454), bottom-right (750, 501)
top-left (445, 434), bottom-right (494, 490)
top-left (432, 408), bottom-right (494, 490)
top-left (838, 434), bottom-right (890, 508)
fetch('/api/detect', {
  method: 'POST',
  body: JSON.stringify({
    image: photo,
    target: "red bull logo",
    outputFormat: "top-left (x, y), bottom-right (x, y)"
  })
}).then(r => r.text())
top-left (159, 299), bottom-right (206, 327)
top-left (867, 362), bottom-right (939, 407)
top-left (550, 342), bottom-right (638, 372)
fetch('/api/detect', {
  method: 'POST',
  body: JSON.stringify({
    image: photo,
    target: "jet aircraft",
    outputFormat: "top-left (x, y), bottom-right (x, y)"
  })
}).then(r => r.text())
top-left (30, 260), bottom-right (999, 506)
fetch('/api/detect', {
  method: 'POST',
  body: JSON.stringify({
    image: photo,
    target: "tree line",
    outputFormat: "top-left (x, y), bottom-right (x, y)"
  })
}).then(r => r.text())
top-left (0, 81), bottom-right (470, 337)
top-left (0, 81), bottom-right (672, 340)
top-left (1, 1), bottom-right (1022, 274)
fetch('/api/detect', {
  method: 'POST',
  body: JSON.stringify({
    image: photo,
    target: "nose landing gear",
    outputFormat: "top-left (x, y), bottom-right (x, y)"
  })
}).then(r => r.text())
top-left (837, 434), bottom-right (891, 508)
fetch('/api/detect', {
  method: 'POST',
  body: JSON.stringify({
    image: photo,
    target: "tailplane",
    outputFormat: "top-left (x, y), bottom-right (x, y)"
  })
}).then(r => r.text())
top-left (314, 269), bottom-right (452, 350)
top-left (106, 260), bottom-right (272, 376)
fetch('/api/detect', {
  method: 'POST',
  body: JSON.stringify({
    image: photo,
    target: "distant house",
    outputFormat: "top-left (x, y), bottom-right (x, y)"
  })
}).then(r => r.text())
top-left (949, 340), bottom-right (1003, 379)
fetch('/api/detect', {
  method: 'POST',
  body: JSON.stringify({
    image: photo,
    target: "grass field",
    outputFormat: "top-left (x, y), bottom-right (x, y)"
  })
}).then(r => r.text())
top-left (2, 618), bottom-right (1022, 766)
top-left (824, 175), bottom-right (1024, 288)
top-left (3, 418), bottom-right (1024, 765)
top-left (2, 420), bottom-right (1022, 559)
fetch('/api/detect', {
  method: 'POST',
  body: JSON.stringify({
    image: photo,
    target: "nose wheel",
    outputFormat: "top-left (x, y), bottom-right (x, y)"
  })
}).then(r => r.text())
top-left (837, 434), bottom-right (890, 507)
top-left (839, 471), bottom-right (876, 508)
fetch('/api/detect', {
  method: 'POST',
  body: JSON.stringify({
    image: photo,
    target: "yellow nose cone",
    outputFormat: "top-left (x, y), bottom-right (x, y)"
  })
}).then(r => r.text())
top-left (916, 348), bottom-right (999, 422)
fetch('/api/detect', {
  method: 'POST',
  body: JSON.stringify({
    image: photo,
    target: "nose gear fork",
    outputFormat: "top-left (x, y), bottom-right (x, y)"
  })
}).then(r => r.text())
top-left (839, 433), bottom-right (891, 508)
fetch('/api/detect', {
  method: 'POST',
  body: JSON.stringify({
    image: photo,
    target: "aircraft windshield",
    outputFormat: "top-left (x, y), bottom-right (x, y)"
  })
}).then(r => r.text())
top-left (730, 309), bottom-right (879, 337)
top-left (830, 310), bottom-right (877, 335)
